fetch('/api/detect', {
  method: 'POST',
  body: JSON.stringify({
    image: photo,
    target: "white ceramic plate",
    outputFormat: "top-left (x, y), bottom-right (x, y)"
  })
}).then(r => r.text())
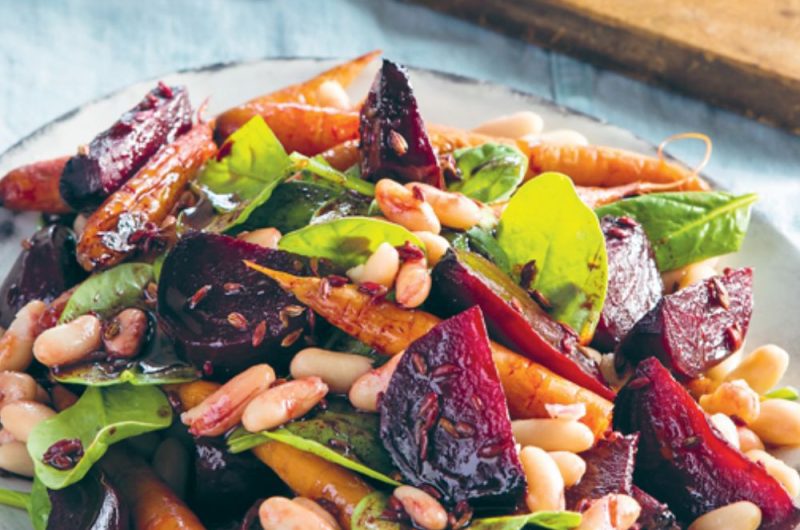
top-left (1, 58), bottom-right (799, 529)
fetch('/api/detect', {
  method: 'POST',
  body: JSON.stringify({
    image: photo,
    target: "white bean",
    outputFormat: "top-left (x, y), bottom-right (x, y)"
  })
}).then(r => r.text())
top-left (750, 399), bottom-right (800, 446)
top-left (688, 501), bottom-right (761, 530)
top-left (745, 449), bottom-right (800, 498)
top-left (375, 179), bottom-right (440, 234)
top-left (393, 486), bottom-right (448, 530)
top-left (0, 429), bottom-right (16, 444)
top-left (709, 413), bottom-right (740, 450)
top-left (523, 129), bottom-right (589, 146)
top-left (699, 380), bottom-right (760, 424)
top-left (472, 111), bottom-right (544, 139)
top-left (705, 348), bottom-right (743, 381)
top-left (577, 494), bottom-right (641, 530)
top-left (0, 441), bottom-right (34, 477)
top-left (512, 419), bottom-right (595, 453)
top-left (678, 261), bottom-right (718, 290)
top-left (242, 377), bottom-right (328, 433)
top-left (32, 314), bottom-right (102, 367)
top-left (737, 426), bottom-right (765, 453)
top-left (660, 257), bottom-right (719, 294)
top-left (412, 231), bottom-right (450, 266)
top-left (0, 400), bottom-right (55, 442)
top-left (152, 438), bottom-right (190, 499)
top-left (0, 371), bottom-right (38, 409)
top-left (519, 446), bottom-right (565, 512)
top-left (316, 80), bottom-right (350, 110)
top-left (103, 308), bottom-right (148, 359)
top-left (548, 451), bottom-right (586, 487)
top-left (290, 348), bottom-right (373, 394)
top-left (0, 300), bottom-right (47, 372)
top-left (292, 498), bottom-right (340, 529)
top-left (349, 353), bottom-right (403, 412)
top-left (395, 257), bottom-right (431, 309)
top-left (238, 227), bottom-right (282, 249)
top-left (346, 242), bottom-right (399, 288)
top-left (259, 496), bottom-right (338, 530)
top-left (406, 183), bottom-right (481, 230)
top-left (725, 345), bottom-right (789, 394)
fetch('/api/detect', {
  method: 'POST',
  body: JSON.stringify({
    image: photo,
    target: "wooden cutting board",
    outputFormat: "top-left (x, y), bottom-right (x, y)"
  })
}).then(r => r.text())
top-left (409, 0), bottom-right (800, 133)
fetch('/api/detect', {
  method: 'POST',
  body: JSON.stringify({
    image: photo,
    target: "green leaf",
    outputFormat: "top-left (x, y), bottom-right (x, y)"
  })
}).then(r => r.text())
top-left (290, 153), bottom-right (376, 197)
top-left (351, 492), bottom-right (408, 529)
top-left (464, 226), bottom-right (511, 274)
top-left (228, 404), bottom-right (399, 486)
top-left (451, 143), bottom-right (527, 203)
top-left (278, 217), bottom-right (424, 269)
top-left (28, 477), bottom-right (50, 530)
top-left (27, 385), bottom-right (172, 489)
top-left (197, 115), bottom-right (293, 232)
top-left (311, 190), bottom-right (374, 225)
top-left (497, 173), bottom-right (608, 340)
top-left (0, 488), bottom-right (29, 510)
top-left (152, 253), bottom-right (166, 283)
top-left (236, 180), bottom-right (344, 234)
top-left (594, 191), bottom-right (757, 271)
top-left (59, 263), bottom-right (153, 324)
top-left (764, 386), bottom-right (799, 401)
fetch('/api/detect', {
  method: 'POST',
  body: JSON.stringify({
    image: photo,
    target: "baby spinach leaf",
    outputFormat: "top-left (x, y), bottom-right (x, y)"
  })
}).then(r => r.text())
top-left (197, 116), bottom-right (293, 232)
top-left (235, 180), bottom-right (344, 234)
top-left (28, 478), bottom-right (50, 530)
top-left (351, 492), bottom-right (408, 529)
top-left (764, 386), bottom-right (799, 401)
top-left (310, 190), bottom-right (374, 225)
top-left (594, 191), bottom-right (757, 271)
top-left (497, 173), bottom-right (608, 341)
top-left (451, 143), bottom-right (527, 203)
top-left (59, 263), bottom-right (153, 324)
top-left (0, 488), bottom-right (29, 510)
top-left (278, 217), bottom-right (424, 269)
top-left (464, 226), bottom-right (511, 274)
top-left (290, 153), bottom-right (376, 197)
top-left (27, 385), bottom-right (172, 490)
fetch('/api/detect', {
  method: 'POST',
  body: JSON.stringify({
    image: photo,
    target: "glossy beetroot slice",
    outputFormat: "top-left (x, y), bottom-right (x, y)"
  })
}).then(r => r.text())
top-left (614, 357), bottom-right (800, 529)
top-left (47, 470), bottom-right (128, 530)
top-left (430, 249), bottom-right (614, 400)
top-left (0, 224), bottom-right (87, 327)
top-left (60, 83), bottom-right (192, 211)
top-left (565, 432), bottom-right (637, 509)
top-left (359, 59), bottom-right (443, 188)
top-left (617, 267), bottom-right (753, 379)
top-left (157, 232), bottom-right (310, 379)
top-left (632, 487), bottom-right (681, 530)
top-left (379, 306), bottom-right (525, 505)
top-left (592, 216), bottom-right (662, 352)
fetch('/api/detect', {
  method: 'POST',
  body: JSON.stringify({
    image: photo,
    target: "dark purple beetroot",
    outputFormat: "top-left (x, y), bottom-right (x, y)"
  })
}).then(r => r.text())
top-left (617, 268), bottom-right (753, 379)
top-left (614, 357), bottom-right (800, 529)
top-left (430, 249), bottom-right (614, 400)
top-left (379, 306), bottom-right (525, 505)
top-left (157, 232), bottom-right (310, 379)
top-left (565, 432), bottom-right (637, 509)
top-left (60, 83), bottom-right (192, 211)
top-left (632, 487), bottom-right (680, 530)
top-left (592, 216), bottom-right (662, 352)
top-left (0, 225), bottom-right (87, 327)
top-left (189, 438), bottom-right (286, 526)
top-left (47, 470), bottom-right (128, 530)
top-left (359, 60), bottom-right (443, 188)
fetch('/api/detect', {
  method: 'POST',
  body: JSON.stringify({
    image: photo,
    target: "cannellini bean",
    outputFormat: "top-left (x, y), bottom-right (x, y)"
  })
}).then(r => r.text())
top-left (152, 437), bottom-right (190, 499)
top-left (746, 449), bottom-right (800, 497)
top-left (103, 308), bottom-right (148, 359)
top-left (0, 300), bottom-right (47, 372)
top-left (688, 501), bottom-right (761, 530)
top-left (316, 80), bottom-right (351, 110)
top-left (548, 451), bottom-right (586, 487)
top-left (750, 399), bottom-right (800, 445)
top-left (393, 486), bottom-right (448, 530)
top-left (412, 231), bottom-right (450, 266)
top-left (519, 446), bottom-right (565, 512)
top-left (0, 371), bottom-right (38, 409)
top-left (292, 497), bottom-right (340, 529)
top-left (0, 400), bottom-right (55, 442)
top-left (577, 494), bottom-right (641, 530)
top-left (259, 496), bottom-right (338, 530)
top-left (472, 111), bottom-right (544, 139)
top-left (238, 227), bottom-right (282, 249)
top-left (0, 441), bottom-right (35, 477)
top-left (545, 403), bottom-right (587, 421)
top-left (395, 257), bottom-right (431, 309)
top-left (242, 376), bottom-right (328, 433)
top-left (725, 345), bottom-right (789, 394)
top-left (72, 214), bottom-right (89, 238)
top-left (375, 179), bottom-right (441, 234)
top-left (349, 353), bottom-right (403, 412)
top-left (709, 413), bottom-right (740, 450)
top-left (699, 380), bottom-right (760, 424)
top-left (737, 426), bottom-right (765, 452)
top-left (0, 429), bottom-right (16, 444)
top-left (512, 419), bottom-right (595, 453)
top-left (523, 129), bottom-right (589, 146)
top-left (181, 364), bottom-right (275, 436)
top-left (290, 348), bottom-right (373, 394)
top-left (705, 348), bottom-right (743, 381)
top-left (32, 314), bottom-right (102, 367)
top-left (346, 242), bottom-right (399, 288)
top-left (406, 183), bottom-right (481, 230)
top-left (660, 257), bottom-right (719, 294)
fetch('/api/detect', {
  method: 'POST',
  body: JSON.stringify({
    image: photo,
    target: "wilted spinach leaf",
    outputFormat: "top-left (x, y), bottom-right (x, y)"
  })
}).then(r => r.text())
top-left (451, 143), bottom-right (527, 203)
top-left (59, 263), bottom-right (153, 324)
top-left (235, 180), bottom-right (343, 234)
top-left (290, 153), bottom-right (375, 197)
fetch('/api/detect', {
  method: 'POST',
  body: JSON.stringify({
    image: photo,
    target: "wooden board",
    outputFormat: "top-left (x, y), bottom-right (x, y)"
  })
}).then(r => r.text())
top-left (409, 0), bottom-right (800, 133)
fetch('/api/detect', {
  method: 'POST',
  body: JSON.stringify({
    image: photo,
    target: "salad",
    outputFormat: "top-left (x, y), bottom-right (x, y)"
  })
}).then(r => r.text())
top-left (0, 50), bottom-right (796, 530)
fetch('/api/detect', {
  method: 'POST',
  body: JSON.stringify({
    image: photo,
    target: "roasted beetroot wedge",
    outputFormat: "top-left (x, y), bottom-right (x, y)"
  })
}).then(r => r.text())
top-left (60, 83), bottom-right (192, 211)
top-left (430, 249), bottom-right (614, 400)
top-left (0, 225), bottom-right (87, 327)
top-left (157, 232), bottom-right (310, 378)
top-left (617, 268), bottom-right (752, 379)
top-left (565, 432), bottom-right (637, 509)
top-left (614, 357), bottom-right (800, 529)
top-left (632, 487), bottom-right (681, 530)
top-left (359, 60), bottom-right (443, 188)
top-left (592, 216), bottom-right (662, 352)
top-left (379, 306), bottom-right (525, 505)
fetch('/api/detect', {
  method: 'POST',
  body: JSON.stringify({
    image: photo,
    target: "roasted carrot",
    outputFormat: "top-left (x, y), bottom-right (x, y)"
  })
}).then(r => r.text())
top-left (103, 448), bottom-right (206, 530)
top-left (575, 179), bottom-right (696, 209)
top-left (167, 380), bottom-right (220, 410)
top-left (215, 103), bottom-right (359, 156)
top-left (252, 441), bottom-right (372, 529)
top-left (76, 122), bottom-right (216, 272)
top-left (244, 263), bottom-right (612, 437)
top-left (0, 156), bottom-right (72, 213)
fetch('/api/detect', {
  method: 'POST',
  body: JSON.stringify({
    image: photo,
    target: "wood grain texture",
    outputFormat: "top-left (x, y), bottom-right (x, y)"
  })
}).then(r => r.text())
top-left (409, 0), bottom-right (800, 133)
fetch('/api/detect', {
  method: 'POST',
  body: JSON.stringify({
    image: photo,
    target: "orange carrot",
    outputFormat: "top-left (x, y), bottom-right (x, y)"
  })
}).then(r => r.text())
top-left (0, 156), bottom-right (72, 214)
top-left (575, 179), bottom-right (697, 208)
